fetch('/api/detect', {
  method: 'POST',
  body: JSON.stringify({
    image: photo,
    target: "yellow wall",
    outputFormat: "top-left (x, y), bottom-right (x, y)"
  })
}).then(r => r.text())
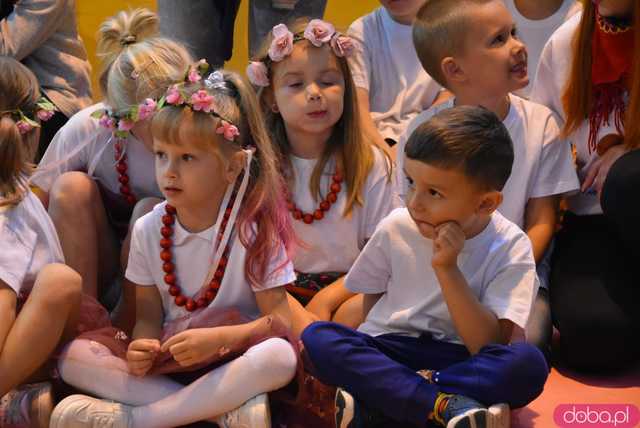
top-left (77, 0), bottom-right (379, 98)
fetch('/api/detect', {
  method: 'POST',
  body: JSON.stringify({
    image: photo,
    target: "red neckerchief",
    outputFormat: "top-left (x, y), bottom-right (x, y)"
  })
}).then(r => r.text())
top-left (589, 8), bottom-right (634, 153)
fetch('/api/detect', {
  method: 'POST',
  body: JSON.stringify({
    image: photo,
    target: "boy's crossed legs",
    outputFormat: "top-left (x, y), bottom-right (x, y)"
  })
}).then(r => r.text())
top-left (302, 321), bottom-right (548, 427)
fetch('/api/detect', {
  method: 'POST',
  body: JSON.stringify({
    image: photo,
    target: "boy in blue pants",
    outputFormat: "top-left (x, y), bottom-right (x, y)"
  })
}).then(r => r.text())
top-left (302, 106), bottom-right (549, 428)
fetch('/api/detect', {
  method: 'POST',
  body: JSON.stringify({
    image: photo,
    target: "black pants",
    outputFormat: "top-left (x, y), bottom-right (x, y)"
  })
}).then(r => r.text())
top-left (550, 150), bottom-right (640, 372)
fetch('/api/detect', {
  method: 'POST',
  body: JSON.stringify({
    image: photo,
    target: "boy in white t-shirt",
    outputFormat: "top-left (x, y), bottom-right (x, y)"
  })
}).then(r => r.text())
top-left (302, 106), bottom-right (548, 428)
top-left (503, 0), bottom-right (581, 98)
top-left (397, 0), bottom-right (579, 360)
top-left (347, 0), bottom-right (441, 152)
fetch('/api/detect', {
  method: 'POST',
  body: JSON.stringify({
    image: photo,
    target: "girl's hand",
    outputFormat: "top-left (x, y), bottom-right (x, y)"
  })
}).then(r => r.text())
top-left (161, 327), bottom-right (232, 368)
top-left (126, 338), bottom-right (160, 376)
top-left (431, 222), bottom-right (465, 270)
top-left (581, 144), bottom-right (627, 199)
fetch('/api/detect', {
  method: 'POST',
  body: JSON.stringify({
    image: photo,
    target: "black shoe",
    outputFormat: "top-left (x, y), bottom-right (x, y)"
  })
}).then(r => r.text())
top-left (334, 388), bottom-right (393, 428)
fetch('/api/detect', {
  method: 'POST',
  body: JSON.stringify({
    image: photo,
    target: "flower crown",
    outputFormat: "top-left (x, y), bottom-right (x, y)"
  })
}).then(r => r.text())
top-left (91, 60), bottom-right (240, 143)
top-left (0, 97), bottom-right (57, 135)
top-left (246, 19), bottom-right (356, 87)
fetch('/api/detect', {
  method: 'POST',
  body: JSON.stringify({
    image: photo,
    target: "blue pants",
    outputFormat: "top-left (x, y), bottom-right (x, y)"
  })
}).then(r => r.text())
top-left (301, 322), bottom-right (549, 426)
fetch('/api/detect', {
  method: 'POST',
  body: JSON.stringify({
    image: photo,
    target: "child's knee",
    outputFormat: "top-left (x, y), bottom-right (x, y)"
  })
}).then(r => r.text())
top-left (49, 171), bottom-right (99, 211)
top-left (246, 338), bottom-right (297, 384)
top-left (32, 263), bottom-right (82, 308)
top-left (300, 321), bottom-right (340, 358)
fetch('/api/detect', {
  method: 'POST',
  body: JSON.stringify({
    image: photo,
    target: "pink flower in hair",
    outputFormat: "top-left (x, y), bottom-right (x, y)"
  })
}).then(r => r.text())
top-left (216, 120), bottom-right (240, 142)
top-left (98, 114), bottom-right (116, 130)
top-left (36, 109), bottom-right (55, 122)
top-left (330, 34), bottom-right (356, 58)
top-left (268, 24), bottom-right (294, 62)
top-left (137, 98), bottom-right (157, 121)
top-left (166, 85), bottom-right (185, 105)
top-left (304, 19), bottom-right (335, 47)
top-left (16, 120), bottom-right (33, 134)
top-left (246, 62), bottom-right (270, 87)
top-left (190, 90), bottom-right (216, 113)
top-left (118, 118), bottom-right (135, 132)
top-left (188, 68), bottom-right (202, 83)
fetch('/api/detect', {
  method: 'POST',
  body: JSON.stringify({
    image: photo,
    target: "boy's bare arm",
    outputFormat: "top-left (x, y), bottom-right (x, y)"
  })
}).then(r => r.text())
top-left (524, 195), bottom-right (558, 263)
top-left (431, 222), bottom-right (506, 354)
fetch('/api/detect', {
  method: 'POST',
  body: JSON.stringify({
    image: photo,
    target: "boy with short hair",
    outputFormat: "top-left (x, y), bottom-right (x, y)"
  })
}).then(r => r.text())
top-left (347, 0), bottom-right (441, 153)
top-left (302, 106), bottom-right (549, 428)
top-left (399, 0), bottom-right (580, 358)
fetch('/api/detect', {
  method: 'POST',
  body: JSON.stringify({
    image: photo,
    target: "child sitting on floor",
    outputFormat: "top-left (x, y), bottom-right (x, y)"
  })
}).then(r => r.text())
top-left (302, 106), bottom-right (549, 428)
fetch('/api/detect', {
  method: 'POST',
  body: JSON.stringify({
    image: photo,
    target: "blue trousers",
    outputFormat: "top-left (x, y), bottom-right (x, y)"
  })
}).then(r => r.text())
top-left (301, 322), bottom-right (549, 426)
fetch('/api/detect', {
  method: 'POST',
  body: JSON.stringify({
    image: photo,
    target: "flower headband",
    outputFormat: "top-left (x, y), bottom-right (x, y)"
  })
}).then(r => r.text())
top-left (246, 19), bottom-right (356, 87)
top-left (0, 97), bottom-right (57, 135)
top-left (158, 60), bottom-right (241, 143)
top-left (91, 60), bottom-right (240, 143)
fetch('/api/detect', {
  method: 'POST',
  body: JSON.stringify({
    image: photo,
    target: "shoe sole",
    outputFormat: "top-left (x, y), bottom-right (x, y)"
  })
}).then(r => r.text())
top-left (447, 404), bottom-right (510, 428)
top-left (49, 395), bottom-right (93, 428)
top-left (334, 389), bottom-right (354, 428)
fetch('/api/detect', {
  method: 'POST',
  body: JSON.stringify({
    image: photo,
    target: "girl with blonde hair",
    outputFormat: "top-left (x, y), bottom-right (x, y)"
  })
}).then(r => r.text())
top-left (51, 63), bottom-right (297, 428)
top-left (32, 8), bottom-right (194, 330)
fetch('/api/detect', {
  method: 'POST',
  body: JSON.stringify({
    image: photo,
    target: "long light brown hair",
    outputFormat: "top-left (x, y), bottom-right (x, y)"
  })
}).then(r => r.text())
top-left (255, 19), bottom-right (391, 217)
top-left (562, 0), bottom-right (639, 149)
top-left (0, 57), bottom-right (40, 204)
top-left (151, 70), bottom-right (295, 288)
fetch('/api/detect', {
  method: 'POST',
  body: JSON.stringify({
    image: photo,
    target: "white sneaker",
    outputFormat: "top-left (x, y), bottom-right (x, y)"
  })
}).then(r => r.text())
top-left (49, 394), bottom-right (132, 428)
top-left (446, 403), bottom-right (510, 428)
top-left (216, 393), bottom-right (271, 428)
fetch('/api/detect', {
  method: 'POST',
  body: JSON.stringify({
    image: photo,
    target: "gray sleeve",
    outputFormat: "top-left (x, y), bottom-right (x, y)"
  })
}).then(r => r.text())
top-left (0, 0), bottom-right (66, 60)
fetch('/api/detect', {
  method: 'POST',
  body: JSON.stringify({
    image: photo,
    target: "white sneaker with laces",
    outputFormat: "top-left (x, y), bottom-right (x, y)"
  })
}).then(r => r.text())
top-left (216, 393), bottom-right (271, 428)
top-left (49, 394), bottom-right (132, 428)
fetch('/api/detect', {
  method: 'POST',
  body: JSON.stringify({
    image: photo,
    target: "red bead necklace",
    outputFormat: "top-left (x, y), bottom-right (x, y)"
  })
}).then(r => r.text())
top-left (159, 202), bottom-right (234, 312)
top-left (285, 170), bottom-right (343, 224)
top-left (114, 138), bottom-right (136, 205)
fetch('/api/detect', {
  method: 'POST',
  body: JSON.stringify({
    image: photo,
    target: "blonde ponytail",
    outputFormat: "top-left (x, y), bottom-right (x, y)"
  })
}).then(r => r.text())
top-left (96, 9), bottom-right (193, 110)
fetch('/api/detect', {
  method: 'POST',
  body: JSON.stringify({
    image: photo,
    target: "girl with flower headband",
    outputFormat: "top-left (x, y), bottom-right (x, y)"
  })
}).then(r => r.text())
top-left (31, 9), bottom-right (194, 329)
top-left (0, 56), bottom-right (111, 428)
top-left (51, 64), bottom-right (299, 428)
top-left (531, 0), bottom-right (640, 371)
top-left (249, 18), bottom-right (400, 333)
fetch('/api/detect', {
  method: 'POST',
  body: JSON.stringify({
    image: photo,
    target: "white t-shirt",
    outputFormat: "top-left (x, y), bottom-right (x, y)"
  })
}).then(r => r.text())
top-left (289, 148), bottom-right (400, 274)
top-left (126, 201), bottom-right (296, 325)
top-left (531, 12), bottom-right (613, 215)
top-left (0, 189), bottom-right (64, 295)
top-left (347, 208), bottom-right (538, 344)
top-left (397, 94), bottom-right (579, 228)
top-left (504, 0), bottom-right (582, 98)
top-left (347, 7), bottom-right (441, 143)
top-left (32, 103), bottom-right (161, 199)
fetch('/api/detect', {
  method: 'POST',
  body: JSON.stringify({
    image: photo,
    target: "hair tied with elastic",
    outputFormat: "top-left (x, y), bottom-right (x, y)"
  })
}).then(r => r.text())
top-left (120, 34), bottom-right (137, 46)
top-left (0, 97), bottom-right (57, 135)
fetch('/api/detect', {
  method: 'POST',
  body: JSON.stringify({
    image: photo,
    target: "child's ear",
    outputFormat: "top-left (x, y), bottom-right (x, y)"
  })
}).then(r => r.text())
top-left (224, 150), bottom-right (246, 184)
top-left (477, 190), bottom-right (503, 215)
top-left (441, 57), bottom-right (466, 85)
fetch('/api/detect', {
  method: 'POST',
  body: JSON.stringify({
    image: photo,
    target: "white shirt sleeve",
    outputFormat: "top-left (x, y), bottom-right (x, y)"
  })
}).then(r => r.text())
top-left (0, 222), bottom-right (35, 294)
top-left (481, 235), bottom-right (538, 329)
top-left (345, 221), bottom-right (392, 294)
top-left (256, 241), bottom-right (297, 292)
top-left (346, 19), bottom-right (371, 91)
top-left (124, 218), bottom-right (156, 286)
top-left (530, 113), bottom-right (579, 198)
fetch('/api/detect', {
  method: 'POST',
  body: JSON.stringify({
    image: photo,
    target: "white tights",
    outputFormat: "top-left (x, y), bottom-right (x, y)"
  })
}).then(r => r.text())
top-left (57, 338), bottom-right (297, 428)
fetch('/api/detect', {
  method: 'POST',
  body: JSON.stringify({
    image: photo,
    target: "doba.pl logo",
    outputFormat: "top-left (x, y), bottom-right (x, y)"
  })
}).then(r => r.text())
top-left (554, 404), bottom-right (640, 427)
